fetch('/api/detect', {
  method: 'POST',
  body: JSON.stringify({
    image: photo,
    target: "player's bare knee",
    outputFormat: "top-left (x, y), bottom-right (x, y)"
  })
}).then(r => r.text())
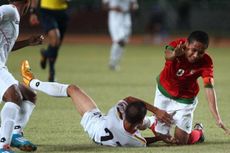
top-left (48, 28), bottom-right (60, 44)
top-left (67, 84), bottom-right (79, 96)
top-left (50, 39), bottom-right (60, 47)
top-left (3, 89), bottom-right (23, 106)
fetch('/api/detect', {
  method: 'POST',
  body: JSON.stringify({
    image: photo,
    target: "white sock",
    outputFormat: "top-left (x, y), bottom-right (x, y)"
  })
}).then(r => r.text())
top-left (0, 102), bottom-right (20, 148)
top-left (13, 100), bottom-right (35, 134)
top-left (109, 43), bottom-right (124, 66)
top-left (30, 79), bottom-right (69, 97)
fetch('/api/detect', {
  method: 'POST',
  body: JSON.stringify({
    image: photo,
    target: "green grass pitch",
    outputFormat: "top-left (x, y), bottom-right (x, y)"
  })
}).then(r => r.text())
top-left (5, 43), bottom-right (230, 153)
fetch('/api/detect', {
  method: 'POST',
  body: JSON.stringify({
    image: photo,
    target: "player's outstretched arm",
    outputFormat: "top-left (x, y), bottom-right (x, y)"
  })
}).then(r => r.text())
top-left (145, 135), bottom-right (178, 145)
top-left (12, 35), bottom-right (44, 51)
top-left (124, 96), bottom-right (172, 125)
top-left (205, 87), bottom-right (230, 135)
top-left (144, 136), bottom-right (162, 145)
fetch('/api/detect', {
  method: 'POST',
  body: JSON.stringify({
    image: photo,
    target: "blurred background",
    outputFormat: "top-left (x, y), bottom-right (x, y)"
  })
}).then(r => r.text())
top-left (1, 1), bottom-right (230, 152)
top-left (2, 0), bottom-right (230, 44)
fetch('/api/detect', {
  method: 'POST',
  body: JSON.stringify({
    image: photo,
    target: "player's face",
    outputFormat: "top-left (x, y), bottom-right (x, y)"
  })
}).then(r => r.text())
top-left (185, 41), bottom-right (206, 63)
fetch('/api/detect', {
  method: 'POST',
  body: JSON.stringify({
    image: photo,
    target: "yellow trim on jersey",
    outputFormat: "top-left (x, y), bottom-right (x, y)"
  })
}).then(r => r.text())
top-left (41, 0), bottom-right (67, 10)
top-left (134, 134), bottom-right (146, 145)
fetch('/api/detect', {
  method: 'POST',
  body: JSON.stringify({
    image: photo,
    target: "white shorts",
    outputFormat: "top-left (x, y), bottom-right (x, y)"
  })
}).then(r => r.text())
top-left (80, 108), bottom-right (106, 141)
top-left (108, 12), bottom-right (131, 42)
top-left (0, 67), bottom-right (18, 102)
top-left (154, 87), bottom-right (198, 134)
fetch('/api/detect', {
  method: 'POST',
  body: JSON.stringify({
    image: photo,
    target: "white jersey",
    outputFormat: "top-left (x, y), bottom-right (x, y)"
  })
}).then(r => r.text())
top-left (0, 4), bottom-right (20, 67)
top-left (103, 0), bottom-right (138, 42)
top-left (103, 0), bottom-right (137, 13)
top-left (81, 100), bottom-right (146, 147)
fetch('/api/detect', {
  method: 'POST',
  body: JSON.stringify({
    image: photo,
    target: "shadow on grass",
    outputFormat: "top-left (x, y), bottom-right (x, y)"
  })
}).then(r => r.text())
top-left (36, 143), bottom-right (117, 152)
top-left (31, 140), bottom-right (230, 153)
top-left (147, 139), bottom-right (230, 147)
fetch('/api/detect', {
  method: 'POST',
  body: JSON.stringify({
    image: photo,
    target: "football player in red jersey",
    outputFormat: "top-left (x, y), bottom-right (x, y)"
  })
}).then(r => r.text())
top-left (152, 31), bottom-right (230, 145)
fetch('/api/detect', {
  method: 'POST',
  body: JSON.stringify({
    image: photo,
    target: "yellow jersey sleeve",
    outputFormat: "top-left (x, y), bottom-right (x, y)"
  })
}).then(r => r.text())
top-left (41, 0), bottom-right (68, 10)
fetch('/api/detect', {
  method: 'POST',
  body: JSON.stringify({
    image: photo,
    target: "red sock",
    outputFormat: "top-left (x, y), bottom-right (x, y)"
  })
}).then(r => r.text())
top-left (187, 129), bottom-right (202, 144)
top-left (149, 118), bottom-right (158, 136)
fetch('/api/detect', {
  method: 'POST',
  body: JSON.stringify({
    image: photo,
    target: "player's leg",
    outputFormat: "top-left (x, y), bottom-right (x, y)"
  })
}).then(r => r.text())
top-left (21, 60), bottom-right (101, 144)
top-left (151, 87), bottom-right (174, 143)
top-left (174, 127), bottom-right (189, 144)
top-left (174, 125), bottom-right (204, 145)
top-left (21, 60), bottom-right (68, 97)
top-left (173, 109), bottom-right (192, 144)
top-left (0, 69), bottom-right (22, 153)
top-left (109, 41), bottom-right (125, 70)
top-left (46, 28), bottom-right (61, 82)
top-left (26, 79), bottom-right (97, 117)
top-left (67, 85), bottom-right (98, 116)
top-left (187, 123), bottom-right (204, 144)
top-left (109, 20), bottom-right (130, 70)
top-left (108, 15), bottom-right (124, 70)
top-left (46, 10), bottom-right (68, 82)
top-left (21, 60), bottom-right (97, 116)
top-left (0, 86), bottom-right (21, 153)
top-left (0, 87), bottom-right (22, 153)
top-left (11, 84), bottom-right (37, 152)
top-left (109, 41), bottom-right (123, 70)
top-left (57, 10), bottom-right (68, 43)
top-left (173, 99), bottom-right (203, 145)
top-left (25, 80), bottom-right (96, 116)
top-left (39, 9), bottom-right (61, 82)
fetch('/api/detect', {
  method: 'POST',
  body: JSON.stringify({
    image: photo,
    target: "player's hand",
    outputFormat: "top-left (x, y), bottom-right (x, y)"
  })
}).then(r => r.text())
top-left (156, 134), bottom-right (178, 144)
top-left (155, 109), bottom-right (172, 126)
top-left (28, 35), bottom-right (44, 46)
top-left (163, 136), bottom-right (178, 144)
top-left (30, 14), bottom-right (40, 26)
top-left (174, 41), bottom-right (186, 57)
top-left (217, 120), bottom-right (230, 135)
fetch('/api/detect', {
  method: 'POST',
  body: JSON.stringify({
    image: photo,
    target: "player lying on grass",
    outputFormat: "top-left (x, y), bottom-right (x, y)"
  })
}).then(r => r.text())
top-left (20, 60), bottom-right (173, 147)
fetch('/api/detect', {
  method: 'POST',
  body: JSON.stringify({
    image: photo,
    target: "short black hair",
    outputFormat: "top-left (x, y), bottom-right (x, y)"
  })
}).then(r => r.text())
top-left (125, 102), bottom-right (147, 125)
top-left (188, 31), bottom-right (209, 49)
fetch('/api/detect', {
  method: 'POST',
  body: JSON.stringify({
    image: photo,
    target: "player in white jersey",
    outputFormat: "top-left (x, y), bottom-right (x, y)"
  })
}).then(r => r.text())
top-left (102, 0), bottom-right (138, 71)
top-left (20, 60), bottom-right (173, 147)
top-left (0, 0), bottom-right (43, 153)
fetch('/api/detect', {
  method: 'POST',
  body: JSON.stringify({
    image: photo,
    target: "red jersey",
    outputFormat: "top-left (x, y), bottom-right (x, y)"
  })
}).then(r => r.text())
top-left (157, 38), bottom-right (213, 103)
